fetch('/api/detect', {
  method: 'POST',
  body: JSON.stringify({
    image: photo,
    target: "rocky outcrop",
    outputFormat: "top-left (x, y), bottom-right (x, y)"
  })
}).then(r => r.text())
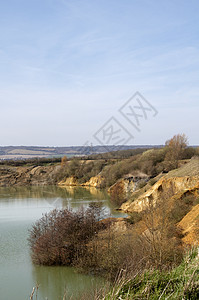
top-left (109, 175), bottom-right (148, 193)
top-left (58, 175), bottom-right (105, 188)
top-left (108, 175), bottom-right (149, 204)
top-left (178, 204), bottom-right (199, 246)
top-left (121, 176), bottom-right (199, 213)
top-left (58, 176), bottom-right (78, 186)
top-left (0, 165), bottom-right (62, 186)
top-left (108, 178), bottom-right (134, 205)
top-left (82, 175), bottom-right (105, 188)
top-left (108, 178), bottom-right (134, 196)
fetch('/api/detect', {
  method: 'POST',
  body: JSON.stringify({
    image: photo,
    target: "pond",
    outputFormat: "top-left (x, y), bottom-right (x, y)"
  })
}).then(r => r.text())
top-left (0, 185), bottom-right (126, 300)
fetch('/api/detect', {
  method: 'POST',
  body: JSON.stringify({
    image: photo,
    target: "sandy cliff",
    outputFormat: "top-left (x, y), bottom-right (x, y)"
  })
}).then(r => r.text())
top-left (58, 174), bottom-right (105, 188)
top-left (178, 204), bottom-right (199, 245)
top-left (121, 175), bottom-right (199, 213)
top-left (121, 158), bottom-right (199, 213)
top-left (0, 165), bottom-right (61, 186)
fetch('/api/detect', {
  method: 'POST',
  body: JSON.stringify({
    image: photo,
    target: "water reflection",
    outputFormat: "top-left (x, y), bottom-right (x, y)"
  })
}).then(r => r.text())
top-left (32, 265), bottom-right (104, 300)
top-left (0, 185), bottom-right (125, 299)
top-left (0, 185), bottom-right (126, 219)
top-left (0, 185), bottom-right (107, 200)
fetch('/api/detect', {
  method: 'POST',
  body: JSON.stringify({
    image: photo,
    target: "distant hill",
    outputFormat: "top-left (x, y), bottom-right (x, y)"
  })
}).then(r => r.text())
top-left (0, 145), bottom-right (161, 160)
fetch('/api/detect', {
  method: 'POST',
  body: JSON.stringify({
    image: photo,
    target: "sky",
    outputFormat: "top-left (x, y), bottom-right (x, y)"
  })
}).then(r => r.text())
top-left (0, 0), bottom-right (198, 146)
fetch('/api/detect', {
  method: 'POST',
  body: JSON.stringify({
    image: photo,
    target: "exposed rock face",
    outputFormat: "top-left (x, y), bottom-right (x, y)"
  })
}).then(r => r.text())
top-left (121, 176), bottom-right (199, 213)
top-left (178, 204), bottom-right (199, 245)
top-left (109, 178), bottom-right (135, 195)
top-left (108, 178), bottom-right (135, 205)
top-left (82, 175), bottom-right (105, 188)
top-left (58, 176), bottom-right (78, 186)
top-left (58, 175), bottom-right (105, 188)
top-left (108, 175), bottom-right (149, 203)
top-left (0, 165), bottom-right (62, 187)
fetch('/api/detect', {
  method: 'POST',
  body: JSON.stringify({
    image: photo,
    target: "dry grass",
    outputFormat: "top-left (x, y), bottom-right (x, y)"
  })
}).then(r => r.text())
top-left (101, 247), bottom-right (199, 300)
top-left (167, 157), bottom-right (199, 177)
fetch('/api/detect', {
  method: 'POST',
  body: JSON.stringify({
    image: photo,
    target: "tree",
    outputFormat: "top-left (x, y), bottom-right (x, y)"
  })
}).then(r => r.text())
top-left (165, 134), bottom-right (188, 168)
top-left (61, 156), bottom-right (67, 167)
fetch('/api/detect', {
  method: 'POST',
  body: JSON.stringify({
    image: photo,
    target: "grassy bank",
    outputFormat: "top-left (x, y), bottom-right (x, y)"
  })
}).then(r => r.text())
top-left (102, 247), bottom-right (199, 300)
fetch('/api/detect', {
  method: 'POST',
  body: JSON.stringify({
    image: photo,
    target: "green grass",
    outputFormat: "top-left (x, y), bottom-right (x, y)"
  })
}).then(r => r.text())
top-left (102, 248), bottom-right (199, 299)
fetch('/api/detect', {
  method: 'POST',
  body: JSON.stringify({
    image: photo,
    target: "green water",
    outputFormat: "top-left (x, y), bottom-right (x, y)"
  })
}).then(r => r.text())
top-left (0, 186), bottom-right (126, 300)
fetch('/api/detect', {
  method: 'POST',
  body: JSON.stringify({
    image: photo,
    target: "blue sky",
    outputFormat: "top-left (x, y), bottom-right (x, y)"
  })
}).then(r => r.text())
top-left (0, 0), bottom-right (198, 146)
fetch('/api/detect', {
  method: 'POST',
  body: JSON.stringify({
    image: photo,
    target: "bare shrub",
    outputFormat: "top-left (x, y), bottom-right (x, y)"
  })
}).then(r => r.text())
top-left (28, 203), bottom-right (103, 266)
top-left (61, 156), bottom-right (67, 167)
top-left (28, 192), bottom-right (185, 281)
top-left (85, 223), bottom-right (136, 280)
top-left (138, 196), bottom-right (184, 270)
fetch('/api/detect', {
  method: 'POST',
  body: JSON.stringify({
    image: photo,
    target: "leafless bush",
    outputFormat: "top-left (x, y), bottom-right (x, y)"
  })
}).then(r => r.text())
top-left (29, 188), bottom-right (185, 281)
top-left (138, 196), bottom-right (184, 270)
top-left (28, 203), bottom-right (103, 266)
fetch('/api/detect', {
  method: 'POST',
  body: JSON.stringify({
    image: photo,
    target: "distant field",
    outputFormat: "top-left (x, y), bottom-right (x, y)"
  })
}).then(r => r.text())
top-left (8, 149), bottom-right (51, 155)
top-left (0, 155), bottom-right (49, 160)
top-left (0, 145), bottom-right (158, 160)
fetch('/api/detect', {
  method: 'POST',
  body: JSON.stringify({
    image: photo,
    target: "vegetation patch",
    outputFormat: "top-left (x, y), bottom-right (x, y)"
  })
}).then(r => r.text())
top-left (28, 204), bottom-right (104, 266)
top-left (102, 248), bottom-right (199, 300)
